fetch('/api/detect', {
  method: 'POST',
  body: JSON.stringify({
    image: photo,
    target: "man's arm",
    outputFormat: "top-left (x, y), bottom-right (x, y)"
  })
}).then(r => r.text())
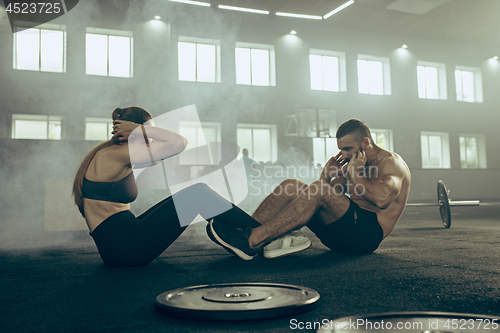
top-left (320, 152), bottom-right (347, 183)
top-left (329, 175), bottom-right (347, 193)
top-left (349, 157), bottom-right (404, 209)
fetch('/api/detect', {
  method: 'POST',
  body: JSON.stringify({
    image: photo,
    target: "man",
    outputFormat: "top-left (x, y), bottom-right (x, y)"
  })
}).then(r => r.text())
top-left (208, 119), bottom-right (411, 260)
top-left (241, 148), bottom-right (257, 177)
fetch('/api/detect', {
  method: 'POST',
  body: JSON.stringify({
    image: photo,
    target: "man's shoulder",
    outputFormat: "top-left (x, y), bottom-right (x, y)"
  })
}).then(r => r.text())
top-left (376, 150), bottom-right (410, 177)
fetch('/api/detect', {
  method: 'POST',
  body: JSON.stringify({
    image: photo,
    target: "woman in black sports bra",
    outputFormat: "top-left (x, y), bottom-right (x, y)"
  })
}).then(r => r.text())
top-left (72, 106), bottom-right (261, 267)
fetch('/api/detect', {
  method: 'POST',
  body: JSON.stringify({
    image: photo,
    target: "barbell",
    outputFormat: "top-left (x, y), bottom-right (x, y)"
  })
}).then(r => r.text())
top-left (406, 180), bottom-right (480, 228)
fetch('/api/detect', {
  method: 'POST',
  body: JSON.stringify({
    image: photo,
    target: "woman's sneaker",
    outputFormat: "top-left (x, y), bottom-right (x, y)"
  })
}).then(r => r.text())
top-left (263, 230), bottom-right (311, 259)
top-left (206, 220), bottom-right (235, 256)
top-left (209, 219), bottom-right (262, 260)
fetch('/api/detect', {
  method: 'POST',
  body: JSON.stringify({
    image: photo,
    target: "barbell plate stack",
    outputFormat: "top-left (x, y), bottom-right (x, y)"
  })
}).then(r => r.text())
top-left (437, 180), bottom-right (451, 228)
top-left (154, 283), bottom-right (320, 321)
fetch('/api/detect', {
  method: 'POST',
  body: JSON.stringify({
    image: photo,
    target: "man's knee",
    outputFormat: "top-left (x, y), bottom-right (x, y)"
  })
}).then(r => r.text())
top-left (280, 178), bottom-right (306, 188)
top-left (274, 179), bottom-right (307, 197)
top-left (307, 180), bottom-right (346, 204)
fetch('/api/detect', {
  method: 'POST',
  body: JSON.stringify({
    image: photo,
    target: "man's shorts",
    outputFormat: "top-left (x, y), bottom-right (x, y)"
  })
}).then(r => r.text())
top-left (307, 198), bottom-right (384, 254)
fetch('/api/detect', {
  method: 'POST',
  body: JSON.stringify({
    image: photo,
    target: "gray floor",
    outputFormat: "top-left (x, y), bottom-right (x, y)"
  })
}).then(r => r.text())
top-left (1, 205), bottom-right (499, 332)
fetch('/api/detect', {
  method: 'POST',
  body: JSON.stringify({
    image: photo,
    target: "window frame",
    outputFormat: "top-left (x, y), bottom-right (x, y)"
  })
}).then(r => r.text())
top-left (357, 54), bottom-right (391, 95)
top-left (85, 117), bottom-right (113, 141)
top-left (236, 123), bottom-right (278, 162)
top-left (85, 27), bottom-right (134, 78)
top-left (13, 23), bottom-right (67, 73)
top-left (309, 49), bottom-right (347, 92)
top-left (313, 137), bottom-right (338, 166)
top-left (178, 36), bottom-right (222, 83)
top-left (235, 42), bottom-right (276, 87)
top-left (416, 61), bottom-right (447, 100)
top-left (179, 121), bottom-right (222, 165)
top-left (459, 133), bottom-right (487, 169)
top-left (370, 129), bottom-right (394, 152)
top-left (420, 131), bottom-right (450, 169)
top-left (11, 114), bottom-right (62, 140)
top-left (455, 66), bottom-right (483, 103)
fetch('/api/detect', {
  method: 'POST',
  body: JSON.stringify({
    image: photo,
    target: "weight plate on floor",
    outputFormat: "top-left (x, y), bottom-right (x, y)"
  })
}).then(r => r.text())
top-left (154, 282), bottom-right (320, 321)
top-left (438, 180), bottom-right (451, 228)
top-left (317, 312), bottom-right (500, 333)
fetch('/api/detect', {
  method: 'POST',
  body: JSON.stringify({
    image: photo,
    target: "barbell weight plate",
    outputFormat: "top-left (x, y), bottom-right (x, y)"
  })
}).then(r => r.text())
top-left (154, 283), bottom-right (320, 321)
top-left (317, 312), bottom-right (500, 332)
top-left (438, 180), bottom-right (451, 228)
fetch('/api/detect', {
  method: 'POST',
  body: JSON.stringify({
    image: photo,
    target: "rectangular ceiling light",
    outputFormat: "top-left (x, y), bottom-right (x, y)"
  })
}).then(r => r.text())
top-left (276, 12), bottom-right (322, 20)
top-left (387, 0), bottom-right (452, 15)
top-left (323, 0), bottom-right (354, 19)
top-left (218, 5), bottom-right (269, 14)
top-left (169, 0), bottom-right (211, 7)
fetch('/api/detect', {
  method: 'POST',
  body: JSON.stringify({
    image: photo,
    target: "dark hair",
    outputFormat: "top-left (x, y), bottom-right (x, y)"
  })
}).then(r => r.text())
top-left (112, 106), bottom-right (152, 124)
top-left (72, 106), bottom-right (152, 218)
top-left (336, 119), bottom-right (373, 144)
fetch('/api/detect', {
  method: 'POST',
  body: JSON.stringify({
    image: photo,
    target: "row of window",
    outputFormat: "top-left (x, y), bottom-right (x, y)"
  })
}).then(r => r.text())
top-left (13, 26), bottom-right (483, 102)
top-left (11, 114), bottom-right (487, 169)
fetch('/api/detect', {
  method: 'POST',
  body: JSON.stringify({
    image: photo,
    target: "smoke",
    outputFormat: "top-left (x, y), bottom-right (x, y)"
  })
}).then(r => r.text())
top-left (0, 0), bottom-right (320, 251)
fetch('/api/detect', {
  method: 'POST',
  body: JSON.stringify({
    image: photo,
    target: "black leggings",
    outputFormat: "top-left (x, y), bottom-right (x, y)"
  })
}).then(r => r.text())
top-left (90, 183), bottom-right (261, 267)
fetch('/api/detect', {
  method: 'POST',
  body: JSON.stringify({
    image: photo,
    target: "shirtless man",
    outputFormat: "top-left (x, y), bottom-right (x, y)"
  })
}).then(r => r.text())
top-left (209, 119), bottom-right (411, 260)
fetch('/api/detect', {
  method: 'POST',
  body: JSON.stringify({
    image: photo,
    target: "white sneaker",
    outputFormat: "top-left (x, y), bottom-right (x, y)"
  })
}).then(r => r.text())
top-left (263, 229), bottom-right (311, 259)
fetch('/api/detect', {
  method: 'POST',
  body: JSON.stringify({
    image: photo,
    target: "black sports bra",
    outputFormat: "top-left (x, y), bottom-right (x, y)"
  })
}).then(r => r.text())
top-left (82, 171), bottom-right (138, 204)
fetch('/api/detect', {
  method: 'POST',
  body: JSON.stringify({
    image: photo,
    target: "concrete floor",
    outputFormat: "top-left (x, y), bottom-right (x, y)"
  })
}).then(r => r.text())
top-left (1, 205), bottom-right (499, 332)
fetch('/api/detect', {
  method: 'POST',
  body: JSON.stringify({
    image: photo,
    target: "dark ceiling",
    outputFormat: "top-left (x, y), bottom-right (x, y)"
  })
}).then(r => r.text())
top-left (210, 0), bottom-right (499, 47)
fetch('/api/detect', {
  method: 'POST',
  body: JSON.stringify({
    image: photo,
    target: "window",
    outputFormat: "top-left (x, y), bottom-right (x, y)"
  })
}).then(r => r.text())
top-left (309, 49), bottom-right (346, 92)
top-left (417, 61), bottom-right (447, 100)
top-left (13, 25), bottom-right (66, 72)
top-left (86, 28), bottom-right (133, 78)
top-left (313, 138), bottom-right (338, 166)
top-left (420, 132), bottom-right (450, 169)
top-left (455, 66), bottom-right (483, 103)
top-left (85, 118), bottom-right (113, 141)
top-left (179, 121), bottom-right (222, 165)
top-left (237, 124), bottom-right (277, 162)
top-left (357, 54), bottom-right (391, 95)
top-left (12, 114), bottom-right (61, 140)
top-left (235, 42), bottom-right (276, 86)
top-left (178, 37), bottom-right (221, 83)
top-left (460, 134), bottom-right (487, 169)
top-left (371, 129), bottom-right (393, 152)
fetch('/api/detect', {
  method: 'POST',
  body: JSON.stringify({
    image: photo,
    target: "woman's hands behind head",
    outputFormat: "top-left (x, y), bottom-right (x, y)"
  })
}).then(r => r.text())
top-left (111, 120), bottom-right (141, 142)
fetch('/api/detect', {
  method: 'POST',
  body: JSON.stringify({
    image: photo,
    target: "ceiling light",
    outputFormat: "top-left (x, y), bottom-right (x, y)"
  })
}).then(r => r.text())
top-left (169, 0), bottom-right (210, 7)
top-left (218, 5), bottom-right (269, 14)
top-left (276, 12), bottom-right (322, 20)
top-left (155, 16), bottom-right (161, 20)
top-left (324, 0), bottom-right (355, 19)
top-left (402, 44), bottom-right (408, 49)
top-left (290, 30), bottom-right (297, 35)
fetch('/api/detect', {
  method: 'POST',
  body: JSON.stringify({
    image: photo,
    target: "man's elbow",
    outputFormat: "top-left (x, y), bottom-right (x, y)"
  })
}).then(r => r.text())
top-left (376, 202), bottom-right (391, 210)
top-left (374, 195), bottom-right (395, 210)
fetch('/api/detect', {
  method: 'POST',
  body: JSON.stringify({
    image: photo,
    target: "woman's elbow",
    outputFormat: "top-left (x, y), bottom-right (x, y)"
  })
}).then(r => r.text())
top-left (174, 137), bottom-right (188, 154)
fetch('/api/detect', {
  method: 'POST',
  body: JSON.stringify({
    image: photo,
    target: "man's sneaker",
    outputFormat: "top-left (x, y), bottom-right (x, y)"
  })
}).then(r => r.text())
top-left (209, 219), bottom-right (262, 260)
top-left (263, 230), bottom-right (311, 259)
top-left (206, 220), bottom-right (235, 256)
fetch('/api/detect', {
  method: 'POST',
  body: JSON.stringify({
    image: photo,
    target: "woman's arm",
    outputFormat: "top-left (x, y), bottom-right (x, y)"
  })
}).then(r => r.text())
top-left (111, 120), bottom-right (188, 167)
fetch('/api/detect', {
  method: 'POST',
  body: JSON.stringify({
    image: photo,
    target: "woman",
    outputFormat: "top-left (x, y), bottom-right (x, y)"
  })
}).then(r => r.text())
top-left (72, 106), bottom-right (261, 267)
